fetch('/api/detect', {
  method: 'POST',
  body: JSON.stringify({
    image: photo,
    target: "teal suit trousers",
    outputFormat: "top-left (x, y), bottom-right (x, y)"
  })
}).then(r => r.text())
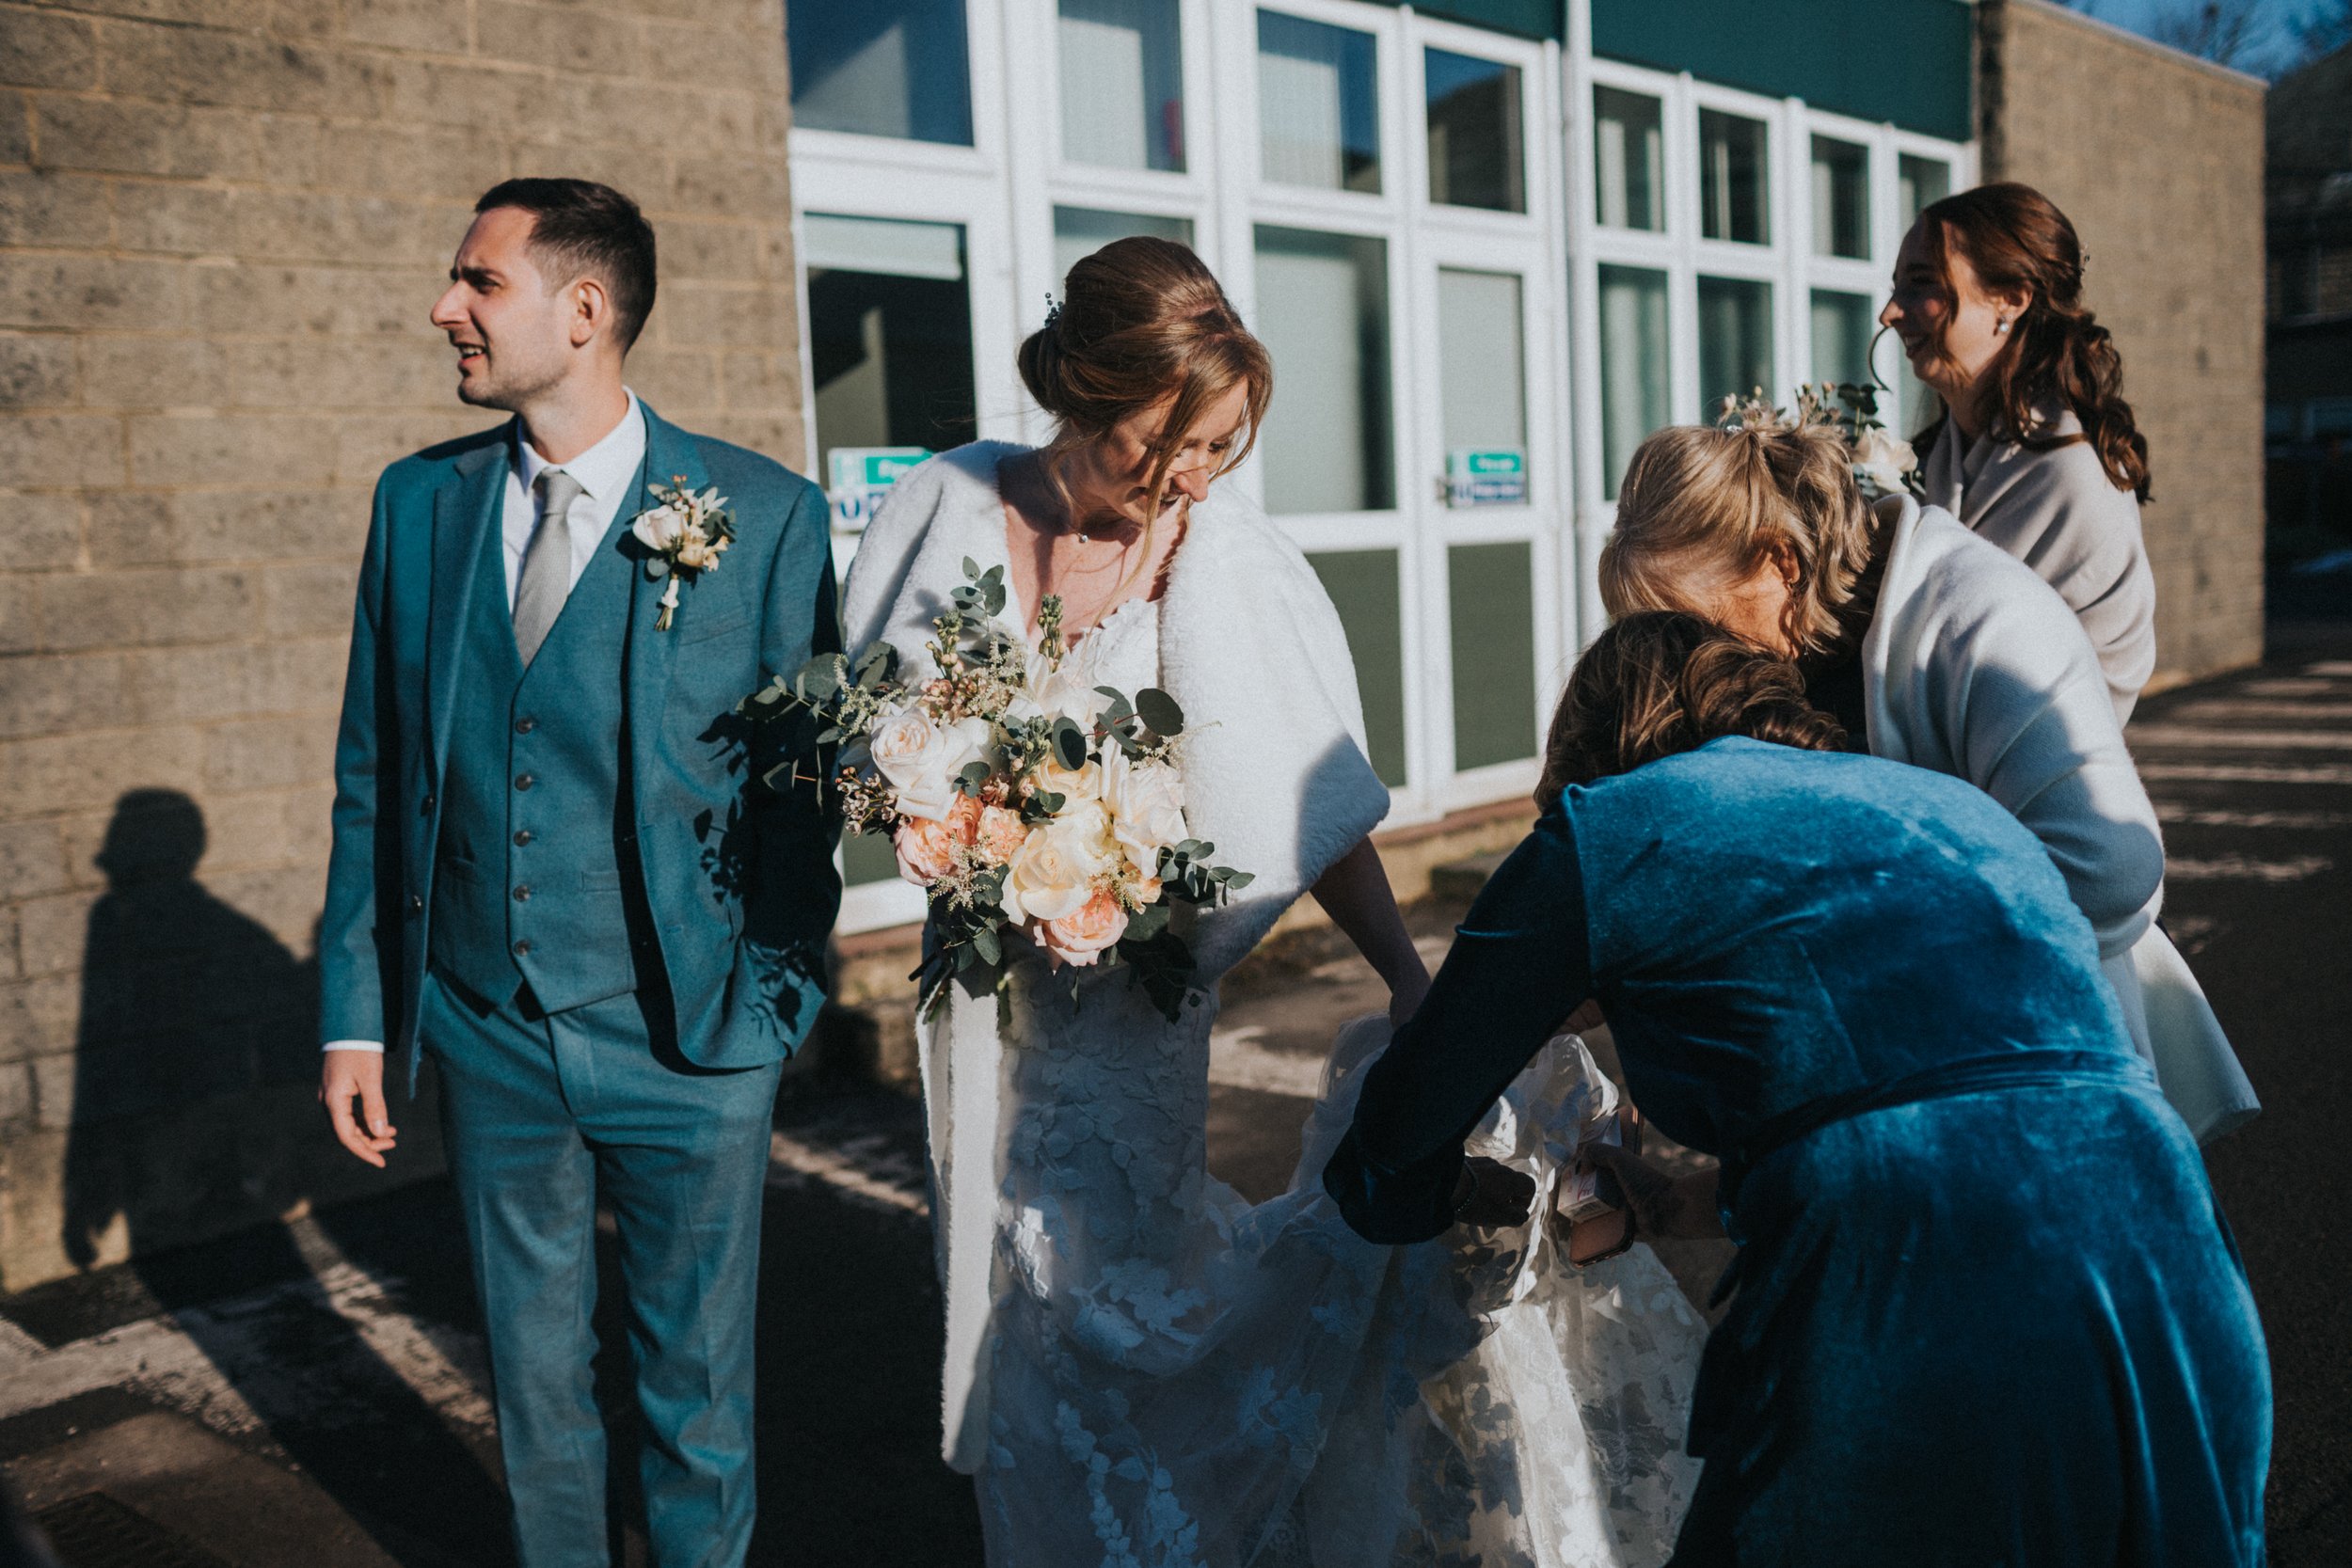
top-left (422, 970), bottom-right (784, 1568)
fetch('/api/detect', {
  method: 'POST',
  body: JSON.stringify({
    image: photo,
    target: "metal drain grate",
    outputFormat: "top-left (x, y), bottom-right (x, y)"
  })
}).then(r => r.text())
top-left (30, 1492), bottom-right (234, 1568)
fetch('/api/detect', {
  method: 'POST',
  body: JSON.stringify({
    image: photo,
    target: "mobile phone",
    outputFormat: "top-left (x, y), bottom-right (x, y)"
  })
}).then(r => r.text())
top-left (1556, 1109), bottom-right (1640, 1224)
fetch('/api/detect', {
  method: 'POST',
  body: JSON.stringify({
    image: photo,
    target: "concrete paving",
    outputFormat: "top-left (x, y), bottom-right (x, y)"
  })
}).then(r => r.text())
top-left (4, 633), bottom-right (2348, 1568)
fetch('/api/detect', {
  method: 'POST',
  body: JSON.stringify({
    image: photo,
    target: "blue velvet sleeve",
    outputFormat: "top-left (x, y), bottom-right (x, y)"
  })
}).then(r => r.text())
top-left (1322, 809), bottom-right (1594, 1243)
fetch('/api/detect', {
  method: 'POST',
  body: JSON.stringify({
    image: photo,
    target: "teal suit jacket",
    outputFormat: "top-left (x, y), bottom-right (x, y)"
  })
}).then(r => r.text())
top-left (319, 402), bottom-right (841, 1085)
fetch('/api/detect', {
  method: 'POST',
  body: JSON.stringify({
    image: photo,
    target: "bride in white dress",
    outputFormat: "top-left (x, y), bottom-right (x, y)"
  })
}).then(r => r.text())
top-left (841, 238), bottom-right (1704, 1567)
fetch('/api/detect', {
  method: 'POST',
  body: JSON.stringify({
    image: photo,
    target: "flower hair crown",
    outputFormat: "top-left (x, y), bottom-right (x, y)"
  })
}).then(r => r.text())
top-left (1716, 383), bottom-right (1923, 500)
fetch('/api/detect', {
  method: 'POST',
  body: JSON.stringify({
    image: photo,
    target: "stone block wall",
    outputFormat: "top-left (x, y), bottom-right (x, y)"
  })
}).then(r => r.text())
top-left (0, 0), bottom-right (806, 1291)
top-left (1981, 0), bottom-right (2268, 682)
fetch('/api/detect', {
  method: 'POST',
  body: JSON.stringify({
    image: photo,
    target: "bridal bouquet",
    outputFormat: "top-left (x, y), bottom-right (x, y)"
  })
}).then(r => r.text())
top-left (1717, 380), bottom-right (1923, 500)
top-left (740, 562), bottom-right (1251, 1022)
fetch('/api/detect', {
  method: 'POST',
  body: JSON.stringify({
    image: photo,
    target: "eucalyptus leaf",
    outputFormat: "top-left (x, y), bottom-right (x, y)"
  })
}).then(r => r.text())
top-left (1135, 688), bottom-right (1184, 737)
top-left (1050, 718), bottom-right (1088, 771)
top-left (1124, 902), bottom-right (1171, 942)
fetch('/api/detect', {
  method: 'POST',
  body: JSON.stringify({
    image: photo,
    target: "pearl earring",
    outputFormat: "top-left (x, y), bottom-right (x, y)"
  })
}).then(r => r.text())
top-left (1994, 318), bottom-right (2010, 335)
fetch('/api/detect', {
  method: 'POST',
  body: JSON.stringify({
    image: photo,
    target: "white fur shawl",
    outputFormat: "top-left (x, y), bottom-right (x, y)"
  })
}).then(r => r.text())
top-left (839, 441), bottom-right (1393, 1468)
top-left (1921, 409), bottom-right (2156, 722)
top-left (1863, 495), bottom-right (2256, 1142)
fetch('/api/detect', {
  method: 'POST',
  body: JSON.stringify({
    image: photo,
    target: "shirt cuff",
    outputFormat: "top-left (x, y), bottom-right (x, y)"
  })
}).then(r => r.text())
top-left (322, 1039), bottom-right (386, 1053)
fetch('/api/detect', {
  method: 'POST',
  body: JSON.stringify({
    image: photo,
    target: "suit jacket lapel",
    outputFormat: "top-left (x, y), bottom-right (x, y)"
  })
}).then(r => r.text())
top-left (428, 426), bottom-right (514, 780)
top-left (625, 403), bottom-right (709, 762)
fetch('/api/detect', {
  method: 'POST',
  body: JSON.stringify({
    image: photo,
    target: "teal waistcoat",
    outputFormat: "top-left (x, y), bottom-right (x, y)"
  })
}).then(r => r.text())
top-left (428, 483), bottom-right (646, 1014)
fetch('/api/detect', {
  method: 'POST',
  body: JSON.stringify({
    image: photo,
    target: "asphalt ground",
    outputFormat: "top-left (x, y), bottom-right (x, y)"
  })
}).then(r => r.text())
top-left (3, 621), bottom-right (2347, 1568)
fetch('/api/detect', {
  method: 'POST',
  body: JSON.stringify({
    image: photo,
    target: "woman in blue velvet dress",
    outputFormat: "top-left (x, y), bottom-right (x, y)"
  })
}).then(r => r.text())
top-left (1326, 613), bottom-right (2270, 1566)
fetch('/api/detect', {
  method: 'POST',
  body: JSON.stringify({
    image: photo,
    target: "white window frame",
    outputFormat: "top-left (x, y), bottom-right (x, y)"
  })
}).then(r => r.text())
top-left (1563, 11), bottom-right (1974, 647)
top-left (792, 0), bottom-right (1975, 931)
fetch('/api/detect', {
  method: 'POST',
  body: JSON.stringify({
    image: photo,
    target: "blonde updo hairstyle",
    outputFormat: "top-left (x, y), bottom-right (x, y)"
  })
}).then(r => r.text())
top-left (1598, 422), bottom-right (1879, 659)
top-left (1017, 237), bottom-right (1273, 534)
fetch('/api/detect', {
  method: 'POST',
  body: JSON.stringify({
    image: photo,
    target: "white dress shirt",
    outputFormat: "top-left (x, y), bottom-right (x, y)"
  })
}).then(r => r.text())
top-left (503, 389), bottom-right (649, 610)
top-left (325, 392), bottom-right (648, 1056)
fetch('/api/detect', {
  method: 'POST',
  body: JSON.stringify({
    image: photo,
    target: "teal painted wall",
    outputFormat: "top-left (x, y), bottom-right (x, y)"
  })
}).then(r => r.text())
top-left (1358, 0), bottom-right (1564, 43)
top-left (1589, 0), bottom-right (1973, 143)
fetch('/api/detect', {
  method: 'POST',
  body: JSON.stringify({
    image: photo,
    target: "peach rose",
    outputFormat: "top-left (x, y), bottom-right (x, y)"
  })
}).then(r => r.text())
top-left (892, 816), bottom-right (959, 887)
top-left (1038, 888), bottom-right (1129, 968)
top-left (975, 803), bottom-right (1029, 864)
top-left (945, 792), bottom-right (984, 846)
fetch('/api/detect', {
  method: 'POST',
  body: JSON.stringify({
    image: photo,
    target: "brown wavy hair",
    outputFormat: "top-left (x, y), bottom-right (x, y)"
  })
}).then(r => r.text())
top-left (1537, 612), bottom-right (1847, 808)
top-left (1599, 422), bottom-right (1882, 659)
top-left (1914, 183), bottom-right (2152, 502)
top-left (1017, 236), bottom-right (1272, 521)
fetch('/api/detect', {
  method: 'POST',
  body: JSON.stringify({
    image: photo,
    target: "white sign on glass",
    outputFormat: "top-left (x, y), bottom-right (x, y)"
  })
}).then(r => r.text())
top-left (827, 447), bottom-right (931, 534)
top-left (1446, 448), bottom-right (1527, 508)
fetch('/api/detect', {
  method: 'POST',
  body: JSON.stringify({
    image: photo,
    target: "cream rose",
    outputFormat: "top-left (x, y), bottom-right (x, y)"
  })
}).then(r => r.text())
top-left (1035, 756), bottom-right (1102, 810)
top-left (630, 502), bottom-right (689, 553)
top-left (1030, 654), bottom-right (1113, 728)
top-left (892, 816), bottom-right (959, 887)
top-left (1038, 889), bottom-right (1129, 968)
top-left (1851, 426), bottom-right (1918, 497)
top-left (869, 708), bottom-right (988, 822)
top-left (1001, 817), bottom-right (1112, 925)
top-left (1101, 749), bottom-right (1189, 880)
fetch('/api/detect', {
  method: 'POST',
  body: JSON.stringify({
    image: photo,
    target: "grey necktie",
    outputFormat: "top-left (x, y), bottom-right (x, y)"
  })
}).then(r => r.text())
top-left (513, 467), bottom-right (584, 666)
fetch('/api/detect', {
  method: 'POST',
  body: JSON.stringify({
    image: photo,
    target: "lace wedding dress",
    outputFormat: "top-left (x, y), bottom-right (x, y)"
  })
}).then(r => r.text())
top-left (964, 595), bottom-right (1707, 1568)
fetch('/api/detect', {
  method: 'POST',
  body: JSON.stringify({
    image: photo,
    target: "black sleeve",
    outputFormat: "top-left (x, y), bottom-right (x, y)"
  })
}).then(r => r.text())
top-left (1322, 810), bottom-right (1595, 1243)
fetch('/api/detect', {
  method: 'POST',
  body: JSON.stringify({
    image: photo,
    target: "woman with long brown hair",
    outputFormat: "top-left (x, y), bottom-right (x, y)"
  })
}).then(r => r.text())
top-left (1327, 612), bottom-right (2269, 1567)
top-left (1882, 182), bottom-right (2157, 720)
top-left (842, 238), bottom-right (1704, 1566)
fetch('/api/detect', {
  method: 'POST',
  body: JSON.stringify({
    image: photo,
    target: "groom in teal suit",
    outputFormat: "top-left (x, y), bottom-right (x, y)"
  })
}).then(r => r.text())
top-left (318, 179), bottom-right (839, 1566)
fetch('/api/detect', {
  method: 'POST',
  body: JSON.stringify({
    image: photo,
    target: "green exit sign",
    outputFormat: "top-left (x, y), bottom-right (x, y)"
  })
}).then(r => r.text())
top-left (1446, 448), bottom-right (1529, 507)
top-left (830, 447), bottom-right (930, 492)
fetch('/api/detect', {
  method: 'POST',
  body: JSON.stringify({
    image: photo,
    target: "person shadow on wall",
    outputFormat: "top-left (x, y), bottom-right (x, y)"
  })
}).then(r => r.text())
top-left (57, 789), bottom-right (511, 1566)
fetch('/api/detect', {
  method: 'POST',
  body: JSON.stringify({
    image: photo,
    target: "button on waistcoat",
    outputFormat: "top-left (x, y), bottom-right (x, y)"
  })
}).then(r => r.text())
top-left (428, 496), bottom-right (645, 1014)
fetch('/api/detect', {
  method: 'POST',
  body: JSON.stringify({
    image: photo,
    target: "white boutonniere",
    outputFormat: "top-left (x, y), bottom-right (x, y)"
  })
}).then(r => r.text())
top-left (631, 476), bottom-right (734, 631)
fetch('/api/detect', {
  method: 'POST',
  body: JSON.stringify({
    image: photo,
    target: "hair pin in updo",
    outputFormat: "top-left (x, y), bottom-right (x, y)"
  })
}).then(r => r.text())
top-left (1042, 293), bottom-right (1063, 332)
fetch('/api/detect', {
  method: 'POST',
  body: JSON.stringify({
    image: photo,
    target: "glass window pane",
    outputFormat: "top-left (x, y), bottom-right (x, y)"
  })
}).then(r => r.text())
top-left (1698, 275), bottom-right (1774, 420)
top-left (1597, 264), bottom-right (1669, 501)
top-left (1699, 109), bottom-right (1770, 245)
top-left (1254, 226), bottom-right (1393, 514)
top-left (1058, 0), bottom-right (1185, 172)
top-left (1899, 153), bottom-right (1950, 228)
top-left (1809, 288), bottom-right (1875, 388)
top-left (1308, 549), bottom-right (1407, 786)
top-left (806, 214), bottom-right (975, 495)
top-left (1052, 208), bottom-right (1195, 293)
top-left (843, 830), bottom-right (901, 887)
top-left (1811, 135), bottom-right (1870, 260)
top-left (1593, 87), bottom-right (1663, 231)
top-left (787, 0), bottom-right (972, 146)
top-left (1425, 49), bottom-right (1522, 213)
top-left (1257, 10), bottom-right (1381, 194)
top-left (1438, 269), bottom-right (1525, 454)
top-left (1449, 541), bottom-right (1538, 770)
